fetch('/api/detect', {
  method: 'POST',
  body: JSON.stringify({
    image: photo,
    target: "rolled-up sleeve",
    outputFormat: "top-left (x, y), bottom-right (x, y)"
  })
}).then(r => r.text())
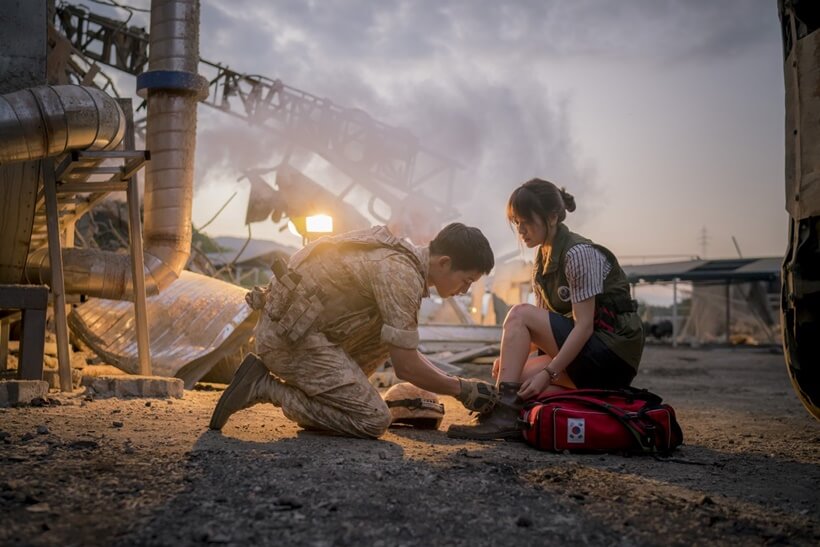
top-left (380, 324), bottom-right (419, 349)
top-left (368, 254), bottom-right (424, 350)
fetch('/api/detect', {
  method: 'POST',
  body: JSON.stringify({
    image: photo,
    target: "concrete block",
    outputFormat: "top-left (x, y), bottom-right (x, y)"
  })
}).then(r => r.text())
top-left (0, 380), bottom-right (49, 407)
top-left (43, 368), bottom-right (60, 390)
top-left (81, 375), bottom-right (184, 399)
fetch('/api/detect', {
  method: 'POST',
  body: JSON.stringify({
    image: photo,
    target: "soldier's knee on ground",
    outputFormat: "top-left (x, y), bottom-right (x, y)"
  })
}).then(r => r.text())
top-left (355, 405), bottom-right (392, 439)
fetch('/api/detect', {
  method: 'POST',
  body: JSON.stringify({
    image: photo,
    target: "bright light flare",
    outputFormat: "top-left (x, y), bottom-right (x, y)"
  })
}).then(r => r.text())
top-left (287, 220), bottom-right (301, 237)
top-left (306, 214), bottom-right (333, 233)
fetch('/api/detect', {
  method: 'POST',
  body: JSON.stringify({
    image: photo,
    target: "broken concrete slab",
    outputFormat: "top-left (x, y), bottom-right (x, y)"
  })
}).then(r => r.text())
top-left (81, 375), bottom-right (184, 399)
top-left (0, 380), bottom-right (49, 407)
top-left (43, 367), bottom-right (84, 390)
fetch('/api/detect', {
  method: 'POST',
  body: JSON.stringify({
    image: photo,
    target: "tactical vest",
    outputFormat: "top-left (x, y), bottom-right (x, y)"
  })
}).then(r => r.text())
top-left (532, 223), bottom-right (644, 370)
top-left (247, 226), bottom-right (425, 349)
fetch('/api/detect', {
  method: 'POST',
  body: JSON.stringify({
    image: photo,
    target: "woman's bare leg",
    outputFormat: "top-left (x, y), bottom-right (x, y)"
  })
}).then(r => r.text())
top-left (498, 304), bottom-right (560, 384)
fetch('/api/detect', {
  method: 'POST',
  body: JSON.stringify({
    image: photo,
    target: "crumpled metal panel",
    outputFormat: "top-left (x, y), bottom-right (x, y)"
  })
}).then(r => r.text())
top-left (68, 270), bottom-right (256, 388)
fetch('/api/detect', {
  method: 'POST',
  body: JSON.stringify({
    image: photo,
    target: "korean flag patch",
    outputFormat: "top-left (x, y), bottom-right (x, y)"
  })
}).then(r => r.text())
top-left (567, 418), bottom-right (585, 443)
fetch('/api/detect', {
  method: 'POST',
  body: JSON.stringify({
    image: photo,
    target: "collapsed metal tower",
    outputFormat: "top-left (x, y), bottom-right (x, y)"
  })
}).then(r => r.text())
top-left (52, 2), bottom-right (461, 223)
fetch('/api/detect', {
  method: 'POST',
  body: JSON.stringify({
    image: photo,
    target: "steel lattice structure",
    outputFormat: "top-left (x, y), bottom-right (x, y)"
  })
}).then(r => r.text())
top-left (53, 3), bottom-right (459, 221)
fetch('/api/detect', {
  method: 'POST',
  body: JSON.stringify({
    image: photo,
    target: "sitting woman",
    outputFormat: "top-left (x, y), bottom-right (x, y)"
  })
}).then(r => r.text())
top-left (448, 178), bottom-right (644, 440)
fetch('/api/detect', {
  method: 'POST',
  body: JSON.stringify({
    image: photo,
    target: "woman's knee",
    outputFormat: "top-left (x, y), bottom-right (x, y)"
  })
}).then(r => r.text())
top-left (504, 303), bottom-right (536, 329)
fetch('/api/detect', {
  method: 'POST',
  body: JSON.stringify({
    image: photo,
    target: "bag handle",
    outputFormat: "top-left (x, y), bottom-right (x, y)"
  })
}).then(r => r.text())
top-left (534, 387), bottom-right (664, 405)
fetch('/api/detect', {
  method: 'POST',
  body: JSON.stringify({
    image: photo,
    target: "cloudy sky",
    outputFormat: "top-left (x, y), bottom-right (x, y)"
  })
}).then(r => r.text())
top-left (96, 0), bottom-right (787, 264)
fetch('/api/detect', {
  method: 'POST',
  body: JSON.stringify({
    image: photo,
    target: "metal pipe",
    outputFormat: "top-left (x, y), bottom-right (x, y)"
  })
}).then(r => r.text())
top-left (0, 85), bottom-right (125, 164)
top-left (136, 0), bottom-right (205, 294)
top-left (17, 0), bottom-right (205, 299)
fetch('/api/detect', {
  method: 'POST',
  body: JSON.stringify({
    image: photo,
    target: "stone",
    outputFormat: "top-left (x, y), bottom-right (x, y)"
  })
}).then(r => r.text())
top-left (70, 351), bottom-right (88, 370)
top-left (81, 375), bottom-right (184, 399)
top-left (43, 355), bottom-right (58, 369)
top-left (42, 368), bottom-right (60, 390)
top-left (0, 380), bottom-right (49, 407)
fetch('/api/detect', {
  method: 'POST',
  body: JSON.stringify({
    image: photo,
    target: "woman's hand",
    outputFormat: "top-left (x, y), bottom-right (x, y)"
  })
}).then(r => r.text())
top-left (518, 369), bottom-right (551, 400)
top-left (491, 357), bottom-right (500, 380)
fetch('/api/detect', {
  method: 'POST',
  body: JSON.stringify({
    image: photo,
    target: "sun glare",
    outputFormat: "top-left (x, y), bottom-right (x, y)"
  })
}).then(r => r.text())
top-left (306, 214), bottom-right (333, 233)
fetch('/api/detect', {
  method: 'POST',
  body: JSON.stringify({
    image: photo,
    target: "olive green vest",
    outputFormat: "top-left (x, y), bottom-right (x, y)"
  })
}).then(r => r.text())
top-left (532, 223), bottom-right (644, 370)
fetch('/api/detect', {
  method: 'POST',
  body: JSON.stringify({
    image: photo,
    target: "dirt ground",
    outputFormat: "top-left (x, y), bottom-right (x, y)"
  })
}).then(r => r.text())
top-left (0, 344), bottom-right (818, 546)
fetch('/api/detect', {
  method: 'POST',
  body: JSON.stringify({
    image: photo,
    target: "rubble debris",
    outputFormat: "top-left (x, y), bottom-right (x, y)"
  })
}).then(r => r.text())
top-left (0, 380), bottom-right (48, 407)
top-left (81, 376), bottom-right (184, 399)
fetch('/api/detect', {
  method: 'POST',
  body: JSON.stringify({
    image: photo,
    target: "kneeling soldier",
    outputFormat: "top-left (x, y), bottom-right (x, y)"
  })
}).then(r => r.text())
top-left (209, 223), bottom-right (497, 438)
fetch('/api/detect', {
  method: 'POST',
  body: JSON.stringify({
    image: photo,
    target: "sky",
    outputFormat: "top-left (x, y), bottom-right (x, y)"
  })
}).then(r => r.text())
top-left (89, 0), bottom-right (787, 290)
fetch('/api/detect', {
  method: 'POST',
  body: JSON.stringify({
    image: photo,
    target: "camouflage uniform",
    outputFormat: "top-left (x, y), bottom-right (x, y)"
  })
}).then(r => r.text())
top-left (247, 226), bottom-right (429, 438)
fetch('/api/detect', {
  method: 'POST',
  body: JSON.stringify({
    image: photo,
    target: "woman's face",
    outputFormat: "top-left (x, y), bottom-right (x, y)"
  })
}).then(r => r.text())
top-left (511, 213), bottom-right (548, 248)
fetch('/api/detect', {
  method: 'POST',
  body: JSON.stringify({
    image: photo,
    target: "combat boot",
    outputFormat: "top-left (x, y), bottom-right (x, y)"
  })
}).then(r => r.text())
top-left (209, 353), bottom-right (280, 430)
top-left (446, 382), bottom-right (523, 440)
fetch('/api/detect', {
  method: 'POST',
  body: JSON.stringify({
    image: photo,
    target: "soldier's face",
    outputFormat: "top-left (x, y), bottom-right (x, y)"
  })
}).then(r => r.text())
top-left (433, 264), bottom-right (482, 298)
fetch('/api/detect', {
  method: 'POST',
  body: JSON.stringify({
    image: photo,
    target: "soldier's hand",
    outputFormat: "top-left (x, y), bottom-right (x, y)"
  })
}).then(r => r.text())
top-left (455, 377), bottom-right (498, 414)
top-left (491, 357), bottom-right (500, 381)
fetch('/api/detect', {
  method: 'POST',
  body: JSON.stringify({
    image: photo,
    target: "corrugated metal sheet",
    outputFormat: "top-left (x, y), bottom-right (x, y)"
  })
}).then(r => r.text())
top-left (624, 257), bottom-right (781, 284)
top-left (69, 270), bottom-right (256, 387)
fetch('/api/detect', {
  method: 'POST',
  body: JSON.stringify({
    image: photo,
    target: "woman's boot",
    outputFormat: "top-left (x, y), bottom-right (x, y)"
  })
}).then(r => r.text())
top-left (446, 382), bottom-right (523, 440)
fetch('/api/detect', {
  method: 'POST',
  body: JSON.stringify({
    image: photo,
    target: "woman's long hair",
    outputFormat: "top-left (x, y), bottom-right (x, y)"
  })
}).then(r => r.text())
top-left (506, 178), bottom-right (576, 233)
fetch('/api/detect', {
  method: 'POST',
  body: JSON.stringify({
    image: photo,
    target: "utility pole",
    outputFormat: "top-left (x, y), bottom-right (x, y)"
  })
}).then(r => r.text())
top-left (698, 226), bottom-right (709, 259)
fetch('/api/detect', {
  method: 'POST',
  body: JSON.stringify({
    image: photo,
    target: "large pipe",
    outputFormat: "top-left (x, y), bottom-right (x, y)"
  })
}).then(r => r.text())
top-left (18, 0), bottom-right (206, 299)
top-left (0, 86), bottom-right (125, 163)
top-left (136, 0), bottom-right (206, 295)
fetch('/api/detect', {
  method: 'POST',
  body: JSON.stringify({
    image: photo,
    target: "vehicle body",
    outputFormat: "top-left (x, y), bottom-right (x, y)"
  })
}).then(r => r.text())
top-left (779, 0), bottom-right (820, 419)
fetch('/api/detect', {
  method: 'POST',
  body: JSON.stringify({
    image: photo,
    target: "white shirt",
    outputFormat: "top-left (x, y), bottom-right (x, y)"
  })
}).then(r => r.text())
top-left (565, 244), bottom-right (612, 303)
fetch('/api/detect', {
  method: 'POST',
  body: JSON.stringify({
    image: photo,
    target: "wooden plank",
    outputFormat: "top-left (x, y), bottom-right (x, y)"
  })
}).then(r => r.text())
top-left (418, 341), bottom-right (494, 354)
top-left (418, 324), bottom-right (502, 344)
top-left (18, 307), bottom-right (46, 380)
top-left (0, 285), bottom-right (49, 309)
top-left (43, 159), bottom-right (74, 391)
top-left (441, 343), bottom-right (500, 364)
top-left (0, 318), bottom-right (9, 372)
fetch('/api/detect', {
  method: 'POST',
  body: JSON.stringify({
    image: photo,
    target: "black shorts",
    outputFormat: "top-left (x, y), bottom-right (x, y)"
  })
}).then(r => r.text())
top-left (548, 312), bottom-right (636, 389)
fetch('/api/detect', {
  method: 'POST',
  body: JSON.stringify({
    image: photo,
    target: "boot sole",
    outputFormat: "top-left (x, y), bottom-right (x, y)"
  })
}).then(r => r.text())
top-left (208, 354), bottom-right (264, 430)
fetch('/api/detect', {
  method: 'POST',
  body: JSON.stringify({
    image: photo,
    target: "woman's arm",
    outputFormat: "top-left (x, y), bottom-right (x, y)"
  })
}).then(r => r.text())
top-left (518, 297), bottom-right (595, 399)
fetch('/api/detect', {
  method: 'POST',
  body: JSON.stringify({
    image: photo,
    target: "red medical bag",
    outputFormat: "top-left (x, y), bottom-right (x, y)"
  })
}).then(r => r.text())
top-left (519, 388), bottom-right (683, 454)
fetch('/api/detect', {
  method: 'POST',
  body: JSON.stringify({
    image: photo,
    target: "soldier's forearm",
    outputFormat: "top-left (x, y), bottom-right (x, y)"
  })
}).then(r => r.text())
top-left (389, 347), bottom-right (460, 396)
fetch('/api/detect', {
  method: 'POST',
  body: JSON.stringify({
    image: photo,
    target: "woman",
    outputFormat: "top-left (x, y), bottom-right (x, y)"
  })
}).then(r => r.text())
top-left (448, 178), bottom-right (644, 440)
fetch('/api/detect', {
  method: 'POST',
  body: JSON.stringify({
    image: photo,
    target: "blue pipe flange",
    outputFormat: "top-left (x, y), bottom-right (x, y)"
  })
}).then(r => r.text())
top-left (136, 70), bottom-right (209, 101)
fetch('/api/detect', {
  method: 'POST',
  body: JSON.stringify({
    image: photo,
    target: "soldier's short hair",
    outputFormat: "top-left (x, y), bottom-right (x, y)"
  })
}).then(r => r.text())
top-left (430, 223), bottom-right (494, 274)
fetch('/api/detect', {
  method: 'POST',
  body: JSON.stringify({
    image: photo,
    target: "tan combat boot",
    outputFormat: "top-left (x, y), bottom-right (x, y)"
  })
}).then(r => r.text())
top-left (209, 353), bottom-right (279, 430)
top-left (446, 382), bottom-right (523, 440)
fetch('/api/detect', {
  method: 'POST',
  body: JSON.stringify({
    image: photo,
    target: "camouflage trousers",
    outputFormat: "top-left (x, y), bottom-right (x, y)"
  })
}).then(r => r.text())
top-left (255, 315), bottom-right (391, 439)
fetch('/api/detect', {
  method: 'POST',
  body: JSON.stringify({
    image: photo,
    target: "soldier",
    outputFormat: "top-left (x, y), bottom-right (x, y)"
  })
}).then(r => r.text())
top-left (209, 223), bottom-right (498, 438)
